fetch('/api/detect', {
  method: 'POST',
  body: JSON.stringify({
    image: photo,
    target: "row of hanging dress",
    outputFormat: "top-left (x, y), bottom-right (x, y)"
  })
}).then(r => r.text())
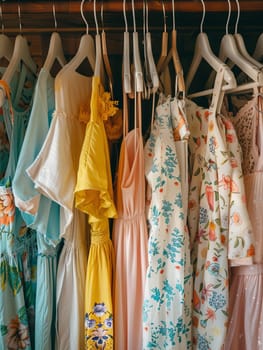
top-left (186, 68), bottom-right (255, 350)
top-left (223, 90), bottom-right (263, 349)
top-left (0, 63), bottom-right (37, 350)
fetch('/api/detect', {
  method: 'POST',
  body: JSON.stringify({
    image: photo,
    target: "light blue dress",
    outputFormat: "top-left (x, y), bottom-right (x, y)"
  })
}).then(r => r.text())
top-left (13, 68), bottom-right (61, 350)
top-left (0, 64), bottom-right (37, 350)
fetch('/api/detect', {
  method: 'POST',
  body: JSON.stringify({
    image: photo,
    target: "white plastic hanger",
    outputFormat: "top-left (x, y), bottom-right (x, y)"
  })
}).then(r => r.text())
top-left (132, 0), bottom-right (143, 93)
top-left (186, 0), bottom-right (236, 98)
top-left (156, 1), bottom-right (168, 74)
top-left (123, 0), bottom-right (131, 94)
top-left (60, 0), bottom-right (95, 76)
top-left (43, 2), bottom-right (66, 72)
top-left (0, 4), bottom-right (13, 63)
top-left (219, 0), bottom-right (263, 87)
top-left (0, 3), bottom-right (37, 107)
top-left (145, 0), bottom-right (159, 94)
top-left (158, 0), bottom-right (185, 94)
top-left (253, 33), bottom-right (263, 63)
top-left (233, 0), bottom-right (262, 69)
top-left (101, 2), bottom-right (114, 97)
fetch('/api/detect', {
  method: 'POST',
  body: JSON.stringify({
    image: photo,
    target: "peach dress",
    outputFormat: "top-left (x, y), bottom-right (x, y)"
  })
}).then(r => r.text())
top-left (113, 92), bottom-right (148, 350)
top-left (225, 94), bottom-right (263, 350)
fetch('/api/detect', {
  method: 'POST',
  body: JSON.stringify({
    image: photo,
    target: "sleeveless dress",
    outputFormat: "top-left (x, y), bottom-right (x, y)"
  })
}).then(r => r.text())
top-left (0, 66), bottom-right (37, 350)
top-left (186, 98), bottom-right (254, 350)
top-left (75, 76), bottom-right (118, 350)
top-left (26, 68), bottom-right (92, 350)
top-left (224, 94), bottom-right (263, 350)
top-left (12, 68), bottom-right (61, 350)
top-left (143, 94), bottom-right (193, 349)
top-left (112, 92), bottom-right (148, 350)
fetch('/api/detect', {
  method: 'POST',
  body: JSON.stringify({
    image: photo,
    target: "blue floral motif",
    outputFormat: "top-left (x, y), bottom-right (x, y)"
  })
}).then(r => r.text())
top-left (149, 238), bottom-right (160, 256)
top-left (209, 136), bottom-right (215, 154)
top-left (85, 314), bottom-right (96, 328)
top-left (197, 334), bottom-right (210, 350)
top-left (207, 263), bottom-right (220, 276)
top-left (104, 317), bottom-right (113, 328)
top-left (162, 200), bottom-right (174, 224)
top-left (208, 291), bottom-right (226, 311)
top-left (199, 207), bottom-right (208, 224)
top-left (174, 193), bottom-right (183, 208)
top-left (151, 205), bottom-right (160, 227)
top-left (93, 303), bottom-right (107, 316)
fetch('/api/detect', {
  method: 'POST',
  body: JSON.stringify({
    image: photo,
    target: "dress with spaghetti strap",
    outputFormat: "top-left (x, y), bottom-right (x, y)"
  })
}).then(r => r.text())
top-left (112, 91), bottom-right (148, 350)
top-left (0, 66), bottom-right (37, 350)
top-left (143, 93), bottom-right (193, 349)
top-left (75, 76), bottom-right (118, 350)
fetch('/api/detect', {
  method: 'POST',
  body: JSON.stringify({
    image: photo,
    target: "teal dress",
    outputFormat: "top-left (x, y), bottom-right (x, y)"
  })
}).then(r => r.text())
top-left (0, 65), bottom-right (37, 350)
top-left (13, 68), bottom-right (61, 350)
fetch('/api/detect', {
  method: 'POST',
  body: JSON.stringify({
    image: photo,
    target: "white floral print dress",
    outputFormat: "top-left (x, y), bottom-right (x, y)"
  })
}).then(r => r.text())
top-left (186, 98), bottom-right (254, 350)
top-left (143, 94), bottom-right (193, 349)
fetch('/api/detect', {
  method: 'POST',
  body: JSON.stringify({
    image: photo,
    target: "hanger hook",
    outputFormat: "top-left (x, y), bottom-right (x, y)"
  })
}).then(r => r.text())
top-left (93, 0), bottom-right (99, 35)
top-left (18, 2), bottom-right (22, 33)
top-left (100, 1), bottom-right (105, 32)
top-left (234, 0), bottom-right (240, 34)
top-left (52, 1), bottom-right (57, 30)
top-left (0, 3), bottom-right (4, 33)
top-left (123, 0), bottom-right (128, 32)
top-left (161, 0), bottom-right (167, 33)
top-left (131, 0), bottom-right (136, 33)
top-left (200, 0), bottom-right (206, 33)
top-left (226, 0), bottom-right (231, 35)
top-left (172, 0), bottom-right (175, 31)
top-left (80, 0), bottom-right (89, 34)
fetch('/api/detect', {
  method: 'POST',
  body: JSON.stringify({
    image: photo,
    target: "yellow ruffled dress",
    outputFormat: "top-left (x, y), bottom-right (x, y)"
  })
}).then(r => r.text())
top-left (75, 76), bottom-right (118, 349)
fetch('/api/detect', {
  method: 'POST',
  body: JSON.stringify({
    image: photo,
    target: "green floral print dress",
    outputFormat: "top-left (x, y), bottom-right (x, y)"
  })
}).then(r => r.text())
top-left (143, 94), bottom-right (193, 349)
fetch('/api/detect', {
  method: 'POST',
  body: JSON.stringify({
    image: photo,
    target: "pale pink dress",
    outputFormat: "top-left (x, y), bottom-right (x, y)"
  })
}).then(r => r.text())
top-left (225, 94), bottom-right (263, 350)
top-left (113, 92), bottom-right (148, 350)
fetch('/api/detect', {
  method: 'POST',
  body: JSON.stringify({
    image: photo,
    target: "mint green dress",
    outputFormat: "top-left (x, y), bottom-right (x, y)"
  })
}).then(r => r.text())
top-left (13, 68), bottom-right (61, 350)
top-left (0, 65), bottom-right (37, 350)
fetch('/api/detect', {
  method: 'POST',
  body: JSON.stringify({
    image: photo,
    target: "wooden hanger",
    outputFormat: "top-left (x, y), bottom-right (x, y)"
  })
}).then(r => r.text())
top-left (158, 0), bottom-right (185, 94)
top-left (157, 1), bottom-right (168, 74)
top-left (186, 0), bottom-right (236, 98)
top-left (43, 3), bottom-right (66, 72)
top-left (101, 3), bottom-right (114, 97)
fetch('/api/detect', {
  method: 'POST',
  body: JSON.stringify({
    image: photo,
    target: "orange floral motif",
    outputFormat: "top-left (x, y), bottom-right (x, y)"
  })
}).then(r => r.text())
top-left (193, 289), bottom-right (201, 311)
top-left (231, 212), bottom-right (241, 225)
top-left (6, 316), bottom-right (30, 350)
top-left (208, 221), bottom-right (216, 241)
top-left (247, 244), bottom-right (255, 257)
top-left (0, 193), bottom-right (15, 226)
top-left (205, 185), bottom-right (214, 211)
top-left (188, 199), bottom-right (196, 210)
top-left (205, 308), bottom-right (216, 321)
top-left (219, 175), bottom-right (239, 193)
top-left (226, 133), bottom-right (235, 143)
top-left (220, 234), bottom-right (226, 245)
top-left (192, 316), bottom-right (199, 328)
top-left (230, 157), bottom-right (238, 168)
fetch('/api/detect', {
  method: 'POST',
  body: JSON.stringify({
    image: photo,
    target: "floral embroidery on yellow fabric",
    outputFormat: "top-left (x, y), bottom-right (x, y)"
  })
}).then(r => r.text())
top-left (85, 303), bottom-right (113, 349)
